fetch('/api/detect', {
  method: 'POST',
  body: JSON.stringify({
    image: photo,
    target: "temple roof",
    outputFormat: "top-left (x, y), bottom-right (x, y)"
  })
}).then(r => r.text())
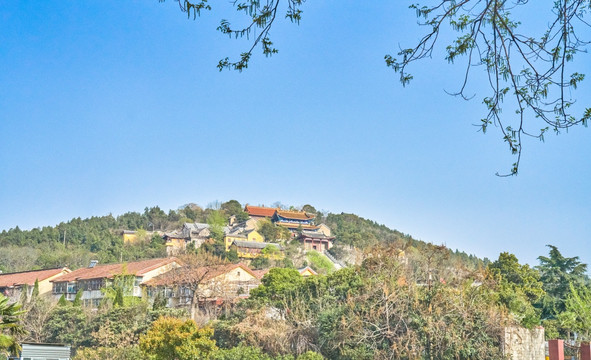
top-left (275, 222), bottom-right (319, 230)
top-left (275, 210), bottom-right (315, 220)
top-left (232, 241), bottom-right (281, 250)
top-left (244, 205), bottom-right (277, 218)
top-left (300, 230), bottom-right (335, 240)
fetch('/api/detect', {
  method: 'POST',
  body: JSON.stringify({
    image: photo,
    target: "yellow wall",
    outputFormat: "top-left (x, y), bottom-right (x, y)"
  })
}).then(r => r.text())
top-left (39, 269), bottom-right (71, 296)
top-left (247, 231), bottom-right (264, 243)
top-left (123, 233), bottom-right (138, 244)
top-left (225, 231), bottom-right (264, 251)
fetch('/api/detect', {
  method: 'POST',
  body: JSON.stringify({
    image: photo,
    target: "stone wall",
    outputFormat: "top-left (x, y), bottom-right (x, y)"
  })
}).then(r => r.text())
top-left (503, 326), bottom-right (546, 360)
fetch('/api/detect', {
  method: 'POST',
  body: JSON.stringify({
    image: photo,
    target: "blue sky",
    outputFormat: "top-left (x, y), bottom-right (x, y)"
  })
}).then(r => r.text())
top-left (1, 1), bottom-right (590, 267)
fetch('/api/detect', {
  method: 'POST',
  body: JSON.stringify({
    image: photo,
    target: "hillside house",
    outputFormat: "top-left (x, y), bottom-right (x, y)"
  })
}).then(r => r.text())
top-left (182, 222), bottom-right (210, 248)
top-left (0, 268), bottom-right (71, 302)
top-left (224, 229), bottom-right (264, 251)
top-left (144, 263), bottom-right (260, 309)
top-left (51, 258), bottom-right (180, 307)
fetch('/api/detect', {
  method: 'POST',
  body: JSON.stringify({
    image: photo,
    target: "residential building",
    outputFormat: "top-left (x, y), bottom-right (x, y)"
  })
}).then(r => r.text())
top-left (120, 230), bottom-right (138, 244)
top-left (181, 222), bottom-right (210, 248)
top-left (0, 268), bottom-right (71, 302)
top-left (51, 258), bottom-right (180, 307)
top-left (144, 263), bottom-right (261, 309)
top-left (224, 229), bottom-right (264, 251)
top-left (163, 231), bottom-right (189, 255)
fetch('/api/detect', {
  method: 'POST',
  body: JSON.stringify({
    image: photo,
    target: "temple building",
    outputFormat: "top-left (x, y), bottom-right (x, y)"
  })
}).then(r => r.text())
top-left (273, 210), bottom-right (318, 232)
top-left (298, 230), bottom-right (335, 252)
top-left (244, 205), bottom-right (277, 219)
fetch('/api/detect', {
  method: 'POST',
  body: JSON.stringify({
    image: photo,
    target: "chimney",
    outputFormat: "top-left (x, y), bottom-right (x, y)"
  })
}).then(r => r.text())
top-left (89, 260), bottom-right (99, 268)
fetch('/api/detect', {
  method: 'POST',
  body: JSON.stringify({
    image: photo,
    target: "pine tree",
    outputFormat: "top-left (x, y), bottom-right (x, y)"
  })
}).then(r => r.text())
top-left (72, 290), bottom-right (83, 307)
top-left (57, 294), bottom-right (68, 307)
top-left (31, 279), bottom-right (40, 299)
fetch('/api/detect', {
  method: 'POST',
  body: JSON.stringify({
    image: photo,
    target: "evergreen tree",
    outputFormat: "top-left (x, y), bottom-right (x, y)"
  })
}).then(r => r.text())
top-left (31, 279), bottom-right (40, 299)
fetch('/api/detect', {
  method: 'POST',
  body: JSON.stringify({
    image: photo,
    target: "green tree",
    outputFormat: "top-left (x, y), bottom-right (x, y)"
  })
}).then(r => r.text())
top-left (31, 279), bottom-right (40, 299)
top-left (57, 294), bottom-right (68, 307)
top-left (139, 316), bottom-right (218, 360)
top-left (488, 252), bottom-right (544, 327)
top-left (73, 290), bottom-right (83, 307)
top-left (44, 306), bottom-right (87, 346)
top-left (536, 245), bottom-right (588, 320)
top-left (0, 294), bottom-right (25, 357)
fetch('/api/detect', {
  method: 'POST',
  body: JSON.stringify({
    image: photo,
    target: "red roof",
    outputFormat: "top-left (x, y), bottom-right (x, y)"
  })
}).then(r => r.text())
top-left (245, 205), bottom-right (277, 218)
top-left (52, 258), bottom-right (178, 282)
top-left (275, 210), bottom-right (315, 220)
top-left (252, 269), bottom-right (270, 280)
top-left (145, 263), bottom-right (257, 286)
top-left (0, 268), bottom-right (70, 288)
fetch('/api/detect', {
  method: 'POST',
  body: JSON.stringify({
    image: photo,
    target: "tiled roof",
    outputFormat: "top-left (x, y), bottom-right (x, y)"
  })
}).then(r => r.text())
top-left (233, 241), bottom-right (281, 250)
top-left (244, 205), bottom-right (277, 218)
top-left (275, 210), bottom-right (315, 221)
top-left (52, 258), bottom-right (178, 282)
top-left (300, 230), bottom-right (335, 240)
top-left (252, 269), bottom-right (270, 279)
top-left (298, 266), bottom-right (318, 276)
top-left (275, 222), bottom-right (319, 230)
top-left (0, 268), bottom-right (70, 288)
top-left (145, 263), bottom-right (257, 286)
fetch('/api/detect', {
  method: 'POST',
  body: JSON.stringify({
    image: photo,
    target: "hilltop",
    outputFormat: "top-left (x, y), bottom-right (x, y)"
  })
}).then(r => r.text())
top-left (0, 200), bottom-right (486, 274)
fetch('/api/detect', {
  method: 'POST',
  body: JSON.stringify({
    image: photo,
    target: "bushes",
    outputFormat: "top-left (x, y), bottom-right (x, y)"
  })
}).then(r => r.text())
top-left (305, 251), bottom-right (333, 274)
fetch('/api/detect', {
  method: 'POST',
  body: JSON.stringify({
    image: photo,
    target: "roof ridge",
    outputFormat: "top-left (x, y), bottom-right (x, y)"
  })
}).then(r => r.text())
top-left (0, 267), bottom-right (67, 276)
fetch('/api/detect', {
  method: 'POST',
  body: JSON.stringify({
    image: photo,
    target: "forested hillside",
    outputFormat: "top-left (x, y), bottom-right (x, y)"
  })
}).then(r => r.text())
top-left (0, 202), bottom-right (484, 273)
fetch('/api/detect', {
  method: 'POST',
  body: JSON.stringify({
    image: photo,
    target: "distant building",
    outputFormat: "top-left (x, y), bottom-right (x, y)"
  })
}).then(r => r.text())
top-left (51, 258), bottom-right (180, 307)
top-left (163, 231), bottom-right (189, 256)
top-left (182, 223), bottom-right (211, 248)
top-left (244, 205), bottom-right (277, 219)
top-left (120, 230), bottom-right (138, 244)
top-left (298, 266), bottom-right (318, 277)
top-left (0, 268), bottom-right (71, 302)
top-left (229, 241), bottom-right (284, 260)
top-left (298, 230), bottom-right (335, 252)
top-left (273, 210), bottom-right (318, 232)
top-left (224, 229), bottom-right (264, 251)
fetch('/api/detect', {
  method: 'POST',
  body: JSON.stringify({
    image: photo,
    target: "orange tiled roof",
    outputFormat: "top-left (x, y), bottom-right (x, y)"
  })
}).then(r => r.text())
top-left (52, 257), bottom-right (178, 282)
top-left (0, 268), bottom-right (70, 288)
top-left (145, 263), bottom-right (257, 286)
top-left (252, 269), bottom-right (270, 280)
top-left (244, 205), bottom-right (277, 218)
top-left (275, 210), bottom-right (315, 220)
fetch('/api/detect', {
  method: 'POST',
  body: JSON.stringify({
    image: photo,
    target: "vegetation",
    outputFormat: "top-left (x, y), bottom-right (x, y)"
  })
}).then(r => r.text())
top-left (1, 201), bottom-right (590, 358)
top-left (0, 294), bottom-right (25, 357)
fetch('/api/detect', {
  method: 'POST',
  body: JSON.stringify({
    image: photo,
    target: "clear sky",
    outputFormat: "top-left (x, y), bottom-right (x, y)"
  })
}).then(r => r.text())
top-left (1, 1), bottom-right (590, 267)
